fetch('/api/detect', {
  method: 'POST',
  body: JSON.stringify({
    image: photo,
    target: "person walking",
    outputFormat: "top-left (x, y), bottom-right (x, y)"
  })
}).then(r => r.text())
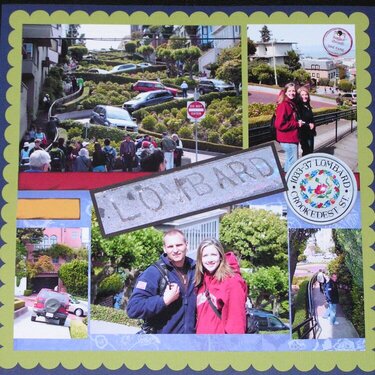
top-left (195, 238), bottom-right (247, 334)
top-left (127, 229), bottom-right (196, 334)
top-left (316, 269), bottom-right (325, 294)
top-left (180, 80), bottom-right (188, 98)
top-left (297, 86), bottom-right (316, 156)
top-left (160, 132), bottom-right (176, 170)
top-left (323, 273), bottom-right (340, 325)
top-left (172, 134), bottom-right (183, 168)
top-left (274, 82), bottom-right (303, 172)
top-left (120, 134), bottom-right (136, 172)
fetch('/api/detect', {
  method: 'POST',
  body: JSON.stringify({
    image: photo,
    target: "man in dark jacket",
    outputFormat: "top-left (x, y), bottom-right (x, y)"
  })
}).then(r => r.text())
top-left (127, 229), bottom-right (196, 333)
top-left (323, 273), bottom-right (339, 325)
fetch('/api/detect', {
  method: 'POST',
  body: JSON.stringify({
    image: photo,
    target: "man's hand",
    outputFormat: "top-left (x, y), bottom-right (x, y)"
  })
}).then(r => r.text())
top-left (163, 283), bottom-right (180, 306)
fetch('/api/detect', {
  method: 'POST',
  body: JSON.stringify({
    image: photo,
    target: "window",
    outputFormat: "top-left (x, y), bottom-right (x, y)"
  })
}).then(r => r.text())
top-left (312, 73), bottom-right (315, 77)
top-left (23, 43), bottom-right (33, 59)
top-left (34, 235), bottom-right (49, 250)
top-left (50, 235), bottom-right (57, 245)
top-left (317, 73), bottom-right (320, 78)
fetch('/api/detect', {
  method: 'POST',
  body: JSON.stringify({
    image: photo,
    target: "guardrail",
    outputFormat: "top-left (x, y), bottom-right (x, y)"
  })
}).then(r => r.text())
top-left (292, 273), bottom-right (320, 339)
top-left (249, 107), bottom-right (357, 147)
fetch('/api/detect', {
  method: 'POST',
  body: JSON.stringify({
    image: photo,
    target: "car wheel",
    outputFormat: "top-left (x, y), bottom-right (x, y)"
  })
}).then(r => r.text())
top-left (199, 89), bottom-right (204, 95)
top-left (31, 315), bottom-right (36, 322)
top-left (89, 118), bottom-right (95, 124)
top-left (45, 298), bottom-right (61, 313)
top-left (59, 318), bottom-right (66, 326)
top-left (75, 308), bottom-right (83, 317)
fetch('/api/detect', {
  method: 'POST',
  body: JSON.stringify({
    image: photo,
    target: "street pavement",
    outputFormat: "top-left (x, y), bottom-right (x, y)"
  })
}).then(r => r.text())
top-left (90, 319), bottom-right (139, 334)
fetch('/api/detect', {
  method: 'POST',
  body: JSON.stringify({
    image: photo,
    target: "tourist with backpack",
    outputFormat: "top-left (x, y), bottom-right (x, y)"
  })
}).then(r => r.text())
top-left (195, 238), bottom-right (248, 334)
top-left (103, 138), bottom-right (117, 172)
top-left (92, 142), bottom-right (107, 172)
top-left (127, 229), bottom-right (196, 333)
top-left (48, 141), bottom-right (65, 172)
top-left (160, 132), bottom-right (176, 170)
top-left (274, 83), bottom-right (304, 172)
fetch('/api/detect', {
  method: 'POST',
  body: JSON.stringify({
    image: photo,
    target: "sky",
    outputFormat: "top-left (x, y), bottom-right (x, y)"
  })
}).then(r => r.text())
top-left (247, 24), bottom-right (356, 59)
top-left (68, 24), bottom-right (131, 50)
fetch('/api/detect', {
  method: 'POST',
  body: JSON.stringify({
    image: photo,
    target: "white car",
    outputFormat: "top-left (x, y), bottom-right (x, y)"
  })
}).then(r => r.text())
top-left (88, 68), bottom-right (108, 74)
top-left (68, 295), bottom-right (88, 317)
top-left (109, 64), bottom-right (138, 74)
top-left (137, 63), bottom-right (152, 69)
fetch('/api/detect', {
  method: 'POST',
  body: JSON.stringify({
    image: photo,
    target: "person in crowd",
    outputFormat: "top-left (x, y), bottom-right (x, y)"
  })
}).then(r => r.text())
top-left (127, 229), bottom-right (196, 333)
top-left (139, 148), bottom-right (166, 172)
top-left (29, 125), bottom-right (36, 140)
top-left (64, 141), bottom-right (74, 172)
top-left (42, 93), bottom-right (51, 110)
top-left (49, 141), bottom-right (65, 172)
top-left (160, 132), bottom-right (176, 170)
top-left (46, 116), bottom-right (60, 141)
top-left (71, 141), bottom-right (83, 171)
top-left (274, 82), bottom-right (303, 172)
top-left (316, 269), bottom-right (326, 294)
top-left (103, 138), bottom-right (117, 172)
top-left (75, 148), bottom-right (92, 172)
top-left (92, 142), bottom-right (107, 172)
top-left (180, 80), bottom-right (188, 98)
top-left (323, 273), bottom-right (340, 325)
top-left (34, 127), bottom-right (47, 146)
top-left (120, 134), bottom-right (136, 172)
top-left (172, 133), bottom-right (183, 168)
top-left (24, 149), bottom-right (51, 172)
top-left (297, 86), bottom-right (316, 156)
top-left (29, 138), bottom-right (43, 155)
top-left (20, 142), bottom-right (31, 167)
top-left (194, 238), bottom-right (247, 334)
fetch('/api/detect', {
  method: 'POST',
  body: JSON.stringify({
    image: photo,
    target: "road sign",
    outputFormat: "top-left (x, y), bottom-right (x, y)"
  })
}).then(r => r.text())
top-left (187, 101), bottom-right (206, 121)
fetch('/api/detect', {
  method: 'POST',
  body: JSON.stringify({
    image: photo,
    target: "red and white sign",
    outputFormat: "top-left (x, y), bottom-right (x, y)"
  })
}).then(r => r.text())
top-left (187, 101), bottom-right (206, 121)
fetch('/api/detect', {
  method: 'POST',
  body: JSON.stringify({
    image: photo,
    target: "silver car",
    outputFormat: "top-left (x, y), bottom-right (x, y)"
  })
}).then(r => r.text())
top-left (68, 295), bottom-right (88, 317)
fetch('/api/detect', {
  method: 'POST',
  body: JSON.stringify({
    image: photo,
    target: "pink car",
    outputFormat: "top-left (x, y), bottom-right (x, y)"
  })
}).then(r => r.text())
top-left (131, 80), bottom-right (180, 97)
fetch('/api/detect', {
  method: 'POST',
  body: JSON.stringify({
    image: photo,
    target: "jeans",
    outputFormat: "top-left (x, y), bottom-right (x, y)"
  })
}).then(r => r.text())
top-left (280, 142), bottom-right (298, 172)
top-left (300, 136), bottom-right (314, 156)
top-left (323, 303), bottom-right (337, 324)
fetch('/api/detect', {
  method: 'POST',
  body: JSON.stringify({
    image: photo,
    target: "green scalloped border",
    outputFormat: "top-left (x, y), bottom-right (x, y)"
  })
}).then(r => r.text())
top-left (0, 8), bottom-right (374, 372)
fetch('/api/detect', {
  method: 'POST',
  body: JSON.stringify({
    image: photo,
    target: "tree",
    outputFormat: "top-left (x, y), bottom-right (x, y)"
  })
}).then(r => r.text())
top-left (124, 41), bottom-right (137, 54)
top-left (216, 59), bottom-right (242, 95)
top-left (217, 45), bottom-right (241, 66)
top-left (260, 25), bottom-right (271, 42)
top-left (39, 243), bottom-right (74, 261)
top-left (246, 266), bottom-right (289, 314)
top-left (276, 65), bottom-right (294, 87)
top-left (66, 24), bottom-right (82, 47)
top-left (137, 44), bottom-right (155, 62)
top-left (59, 259), bottom-right (88, 297)
top-left (284, 50), bottom-right (301, 72)
top-left (289, 228), bottom-right (318, 281)
top-left (247, 38), bottom-right (257, 57)
top-left (293, 69), bottom-right (311, 85)
top-left (156, 45), bottom-right (178, 76)
top-left (27, 255), bottom-right (54, 279)
top-left (15, 239), bottom-right (27, 285)
top-left (250, 62), bottom-right (274, 85)
top-left (172, 46), bottom-right (201, 79)
top-left (17, 228), bottom-right (44, 245)
top-left (219, 208), bottom-right (288, 269)
top-left (168, 35), bottom-right (186, 50)
top-left (68, 45), bottom-right (88, 62)
top-left (184, 26), bottom-right (199, 46)
top-left (90, 210), bottom-right (163, 305)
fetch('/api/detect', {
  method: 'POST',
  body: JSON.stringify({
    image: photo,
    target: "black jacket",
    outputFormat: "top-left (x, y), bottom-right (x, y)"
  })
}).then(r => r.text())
top-left (297, 102), bottom-right (316, 138)
top-left (324, 279), bottom-right (339, 304)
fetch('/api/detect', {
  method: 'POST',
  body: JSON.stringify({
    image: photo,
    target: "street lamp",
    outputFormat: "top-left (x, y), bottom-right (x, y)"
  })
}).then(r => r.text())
top-left (271, 39), bottom-right (278, 86)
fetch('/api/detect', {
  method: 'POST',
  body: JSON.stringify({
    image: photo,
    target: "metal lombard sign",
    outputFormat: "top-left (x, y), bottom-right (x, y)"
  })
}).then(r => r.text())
top-left (91, 143), bottom-right (286, 237)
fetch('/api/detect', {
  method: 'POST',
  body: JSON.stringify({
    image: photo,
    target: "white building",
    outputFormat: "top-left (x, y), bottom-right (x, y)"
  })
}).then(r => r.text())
top-left (198, 25), bottom-right (240, 76)
top-left (21, 24), bottom-right (63, 137)
top-left (251, 40), bottom-right (296, 66)
top-left (301, 58), bottom-right (337, 83)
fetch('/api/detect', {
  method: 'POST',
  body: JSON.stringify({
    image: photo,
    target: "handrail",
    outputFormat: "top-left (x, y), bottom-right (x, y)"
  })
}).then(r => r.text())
top-left (249, 107), bottom-right (357, 147)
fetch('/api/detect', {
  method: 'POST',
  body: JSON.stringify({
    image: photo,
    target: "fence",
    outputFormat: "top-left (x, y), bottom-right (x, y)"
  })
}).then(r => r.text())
top-left (249, 107), bottom-right (357, 147)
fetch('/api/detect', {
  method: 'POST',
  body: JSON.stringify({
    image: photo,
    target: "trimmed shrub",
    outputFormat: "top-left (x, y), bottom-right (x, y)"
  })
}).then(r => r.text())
top-left (90, 304), bottom-right (140, 327)
top-left (155, 122), bottom-right (168, 133)
top-left (222, 127), bottom-right (243, 146)
top-left (70, 320), bottom-right (88, 339)
top-left (141, 115), bottom-right (157, 131)
top-left (207, 130), bottom-right (221, 143)
top-left (199, 114), bottom-right (219, 130)
top-left (58, 260), bottom-right (88, 297)
top-left (67, 127), bottom-right (84, 139)
top-left (292, 280), bottom-right (309, 339)
top-left (178, 126), bottom-right (193, 139)
top-left (98, 273), bottom-right (124, 298)
top-left (24, 289), bottom-right (32, 296)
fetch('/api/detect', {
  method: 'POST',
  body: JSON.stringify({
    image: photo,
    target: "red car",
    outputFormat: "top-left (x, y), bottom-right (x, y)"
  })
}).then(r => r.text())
top-left (31, 288), bottom-right (69, 326)
top-left (131, 80), bottom-right (180, 97)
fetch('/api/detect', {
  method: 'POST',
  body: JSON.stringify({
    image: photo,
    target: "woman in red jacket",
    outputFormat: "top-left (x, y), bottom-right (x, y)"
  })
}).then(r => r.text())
top-left (275, 82), bottom-right (304, 172)
top-left (195, 238), bottom-right (247, 334)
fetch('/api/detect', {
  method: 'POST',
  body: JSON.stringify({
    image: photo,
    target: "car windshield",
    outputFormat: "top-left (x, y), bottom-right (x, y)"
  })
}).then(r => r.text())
top-left (69, 295), bottom-right (79, 304)
top-left (106, 107), bottom-right (132, 120)
top-left (133, 93), bottom-right (149, 100)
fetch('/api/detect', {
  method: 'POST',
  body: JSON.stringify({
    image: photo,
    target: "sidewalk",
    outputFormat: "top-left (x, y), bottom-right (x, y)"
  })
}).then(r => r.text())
top-left (312, 281), bottom-right (359, 339)
top-left (90, 319), bottom-right (139, 334)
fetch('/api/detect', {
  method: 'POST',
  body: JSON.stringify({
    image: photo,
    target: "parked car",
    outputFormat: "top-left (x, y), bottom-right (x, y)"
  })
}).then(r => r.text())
top-left (197, 79), bottom-right (235, 95)
top-left (247, 309), bottom-right (289, 332)
top-left (88, 68), bottom-right (108, 74)
top-left (131, 80), bottom-right (179, 96)
top-left (341, 92), bottom-right (357, 105)
top-left (31, 288), bottom-right (69, 326)
top-left (137, 63), bottom-right (152, 69)
top-left (122, 90), bottom-right (175, 112)
top-left (108, 64), bottom-right (138, 74)
top-left (90, 105), bottom-right (138, 133)
top-left (68, 295), bottom-right (88, 317)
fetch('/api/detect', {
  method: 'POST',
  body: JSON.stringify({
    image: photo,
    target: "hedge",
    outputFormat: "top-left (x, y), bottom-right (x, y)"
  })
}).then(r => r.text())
top-left (90, 304), bottom-right (140, 327)
top-left (61, 86), bottom-right (91, 112)
top-left (70, 320), bottom-right (88, 339)
top-left (132, 91), bottom-right (237, 121)
top-left (75, 73), bottom-right (139, 85)
top-left (291, 279), bottom-right (309, 339)
top-left (14, 298), bottom-right (25, 311)
top-left (24, 289), bottom-right (32, 296)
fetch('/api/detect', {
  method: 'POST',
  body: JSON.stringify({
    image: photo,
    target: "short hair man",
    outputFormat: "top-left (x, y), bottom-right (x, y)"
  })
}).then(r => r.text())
top-left (160, 132), bottom-right (176, 170)
top-left (127, 229), bottom-right (196, 333)
top-left (139, 148), bottom-right (166, 172)
top-left (323, 273), bottom-right (339, 325)
top-left (25, 150), bottom-right (51, 172)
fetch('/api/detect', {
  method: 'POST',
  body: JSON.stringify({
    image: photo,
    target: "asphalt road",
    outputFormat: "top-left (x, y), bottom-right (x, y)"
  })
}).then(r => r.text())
top-left (14, 307), bottom-right (71, 339)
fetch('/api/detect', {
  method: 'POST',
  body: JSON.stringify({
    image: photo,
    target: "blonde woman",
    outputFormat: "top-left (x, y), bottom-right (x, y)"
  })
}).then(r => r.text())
top-left (195, 239), bottom-right (247, 334)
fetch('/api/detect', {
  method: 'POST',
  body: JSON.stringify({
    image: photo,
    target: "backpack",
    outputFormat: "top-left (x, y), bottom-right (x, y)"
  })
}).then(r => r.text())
top-left (270, 113), bottom-right (277, 140)
top-left (104, 146), bottom-right (115, 170)
top-left (136, 260), bottom-right (170, 334)
top-left (162, 137), bottom-right (176, 152)
top-left (49, 149), bottom-right (63, 172)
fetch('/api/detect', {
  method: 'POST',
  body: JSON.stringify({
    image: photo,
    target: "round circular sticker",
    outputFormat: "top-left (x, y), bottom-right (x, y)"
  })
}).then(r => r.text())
top-left (323, 27), bottom-right (353, 57)
top-left (284, 154), bottom-right (357, 225)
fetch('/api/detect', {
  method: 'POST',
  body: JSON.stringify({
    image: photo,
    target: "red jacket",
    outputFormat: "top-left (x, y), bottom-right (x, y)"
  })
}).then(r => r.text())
top-left (275, 98), bottom-right (299, 144)
top-left (196, 252), bottom-right (247, 334)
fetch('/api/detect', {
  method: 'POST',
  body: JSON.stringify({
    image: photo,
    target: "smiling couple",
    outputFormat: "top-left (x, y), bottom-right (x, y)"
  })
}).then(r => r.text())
top-left (127, 229), bottom-right (247, 334)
